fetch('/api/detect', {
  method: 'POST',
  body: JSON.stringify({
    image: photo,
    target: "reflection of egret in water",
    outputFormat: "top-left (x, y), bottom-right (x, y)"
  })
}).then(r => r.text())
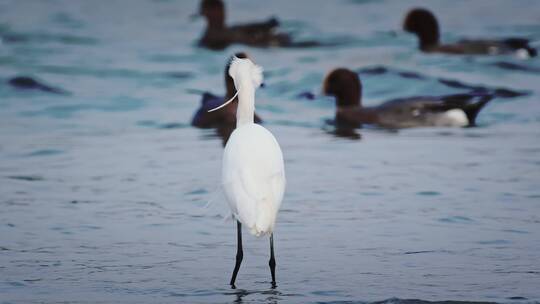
top-left (191, 52), bottom-right (262, 146)
top-left (208, 57), bottom-right (285, 289)
top-left (225, 288), bottom-right (281, 304)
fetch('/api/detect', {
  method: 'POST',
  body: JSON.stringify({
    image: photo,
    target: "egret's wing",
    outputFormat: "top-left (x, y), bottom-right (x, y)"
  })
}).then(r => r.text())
top-left (267, 170), bottom-right (286, 214)
top-left (221, 124), bottom-right (286, 235)
top-left (222, 169), bottom-right (257, 229)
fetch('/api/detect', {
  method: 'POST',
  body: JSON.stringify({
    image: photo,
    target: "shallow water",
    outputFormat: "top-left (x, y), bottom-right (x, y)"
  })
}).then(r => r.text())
top-left (1, 0), bottom-right (540, 303)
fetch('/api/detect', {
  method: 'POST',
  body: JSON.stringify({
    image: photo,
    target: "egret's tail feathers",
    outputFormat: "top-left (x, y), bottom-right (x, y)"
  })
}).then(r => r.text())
top-left (248, 226), bottom-right (269, 237)
top-left (245, 197), bottom-right (276, 237)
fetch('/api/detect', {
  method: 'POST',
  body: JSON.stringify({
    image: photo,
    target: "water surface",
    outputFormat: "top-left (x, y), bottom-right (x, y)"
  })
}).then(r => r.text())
top-left (1, 0), bottom-right (540, 303)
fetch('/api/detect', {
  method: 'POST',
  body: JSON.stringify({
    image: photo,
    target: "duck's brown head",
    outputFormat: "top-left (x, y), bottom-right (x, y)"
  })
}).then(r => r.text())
top-left (403, 8), bottom-right (440, 50)
top-left (200, 0), bottom-right (225, 28)
top-left (323, 68), bottom-right (362, 107)
top-left (225, 52), bottom-right (248, 99)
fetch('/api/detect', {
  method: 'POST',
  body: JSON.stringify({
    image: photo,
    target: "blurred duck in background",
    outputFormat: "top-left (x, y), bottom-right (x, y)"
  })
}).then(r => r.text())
top-left (191, 52), bottom-right (262, 145)
top-left (323, 68), bottom-right (493, 130)
top-left (403, 8), bottom-right (537, 58)
top-left (195, 0), bottom-right (319, 50)
top-left (6, 76), bottom-right (67, 95)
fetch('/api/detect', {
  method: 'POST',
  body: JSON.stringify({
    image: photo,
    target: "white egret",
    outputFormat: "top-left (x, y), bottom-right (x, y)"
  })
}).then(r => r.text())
top-left (208, 56), bottom-right (286, 288)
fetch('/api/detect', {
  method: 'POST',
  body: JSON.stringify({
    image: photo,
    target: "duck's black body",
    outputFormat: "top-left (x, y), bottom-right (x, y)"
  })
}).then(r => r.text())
top-left (324, 68), bottom-right (493, 129)
top-left (432, 38), bottom-right (537, 57)
top-left (197, 0), bottom-right (319, 50)
top-left (403, 8), bottom-right (537, 57)
top-left (369, 93), bottom-right (492, 129)
top-left (200, 18), bottom-right (291, 50)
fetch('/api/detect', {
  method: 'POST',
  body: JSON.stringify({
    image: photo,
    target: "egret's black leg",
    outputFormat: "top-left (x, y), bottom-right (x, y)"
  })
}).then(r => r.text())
top-left (230, 220), bottom-right (243, 288)
top-left (269, 233), bottom-right (277, 288)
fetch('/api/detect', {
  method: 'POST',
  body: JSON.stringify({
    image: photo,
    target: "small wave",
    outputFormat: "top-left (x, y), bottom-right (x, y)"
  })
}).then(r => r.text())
top-left (20, 96), bottom-right (145, 118)
top-left (371, 298), bottom-right (501, 304)
top-left (416, 191), bottom-right (441, 196)
top-left (6, 175), bottom-right (44, 181)
top-left (437, 216), bottom-right (474, 224)
top-left (33, 64), bottom-right (193, 81)
top-left (25, 149), bottom-right (63, 157)
top-left (357, 65), bottom-right (530, 99)
top-left (0, 30), bottom-right (97, 45)
top-left (491, 61), bottom-right (540, 74)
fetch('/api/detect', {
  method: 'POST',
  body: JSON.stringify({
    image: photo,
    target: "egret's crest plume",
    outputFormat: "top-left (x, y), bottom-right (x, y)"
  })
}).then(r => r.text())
top-left (228, 56), bottom-right (264, 88)
top-left (207, 90), bottom-right (239, 112)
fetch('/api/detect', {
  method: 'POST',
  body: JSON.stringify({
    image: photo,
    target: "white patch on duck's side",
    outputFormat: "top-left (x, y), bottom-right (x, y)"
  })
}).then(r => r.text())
top-left (432, 109), bottom-right (469, 127)
top-left (516, 49), bottom-right (531, 60)
top-left (488, 46), bottom-right (499, 55)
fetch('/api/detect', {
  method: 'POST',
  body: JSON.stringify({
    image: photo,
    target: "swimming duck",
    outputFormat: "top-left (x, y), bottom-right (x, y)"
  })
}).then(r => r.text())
top-left (191, 52), bottom-right (262, 145)
top-left (196, 0), bottom-right (318, 50)
top-left (403, 8), bottom-right (537, 58)
top-left (323, 68), bottom-right (493, 129)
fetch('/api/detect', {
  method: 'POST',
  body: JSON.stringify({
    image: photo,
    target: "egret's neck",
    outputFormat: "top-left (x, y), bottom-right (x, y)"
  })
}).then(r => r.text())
top-left (236, 84), bottom-right (255, 127)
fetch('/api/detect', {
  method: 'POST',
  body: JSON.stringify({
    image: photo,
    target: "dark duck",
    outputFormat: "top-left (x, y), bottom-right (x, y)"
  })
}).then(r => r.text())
top-left (7, 76), bottom-right (67, 94)
top-left (191, 52), bottom-right (262, 145)
top-left (403, 8), bottom-right (537, 58)
top-left (196, 0), bottom-right (316, 50)
top-left (323, 68), bottom-right (493, 129)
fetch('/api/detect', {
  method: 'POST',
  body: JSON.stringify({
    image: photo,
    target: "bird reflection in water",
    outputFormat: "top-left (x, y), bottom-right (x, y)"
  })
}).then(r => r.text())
top-left (226, 288), bottom-right (281, 304)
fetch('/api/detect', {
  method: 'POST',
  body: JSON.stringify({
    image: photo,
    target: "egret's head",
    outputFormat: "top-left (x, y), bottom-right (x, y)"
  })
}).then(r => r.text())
top-left (225, 52), bottom-right (249, 98)
top-left (403, 8), bottom-right (440, 49)
top-left (323, 68), bottom-right (362, 107)
top-left (228, 56), bottom-right (264, 91)
top-left (208, 55), bottom-right (263, 113)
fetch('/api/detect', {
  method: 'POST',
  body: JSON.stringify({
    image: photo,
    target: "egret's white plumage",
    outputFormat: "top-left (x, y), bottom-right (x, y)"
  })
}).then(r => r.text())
top-left (208, 56), bottom-right (285, 287)
top-left (223, 124), bottom-right (285, 236)
top-left (212, 57), bottom-right (286, 237)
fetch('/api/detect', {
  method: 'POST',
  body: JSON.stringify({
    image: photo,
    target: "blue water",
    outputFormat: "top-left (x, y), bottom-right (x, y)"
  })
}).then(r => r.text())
top-left (1, 0), bottom-right (540, 303)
